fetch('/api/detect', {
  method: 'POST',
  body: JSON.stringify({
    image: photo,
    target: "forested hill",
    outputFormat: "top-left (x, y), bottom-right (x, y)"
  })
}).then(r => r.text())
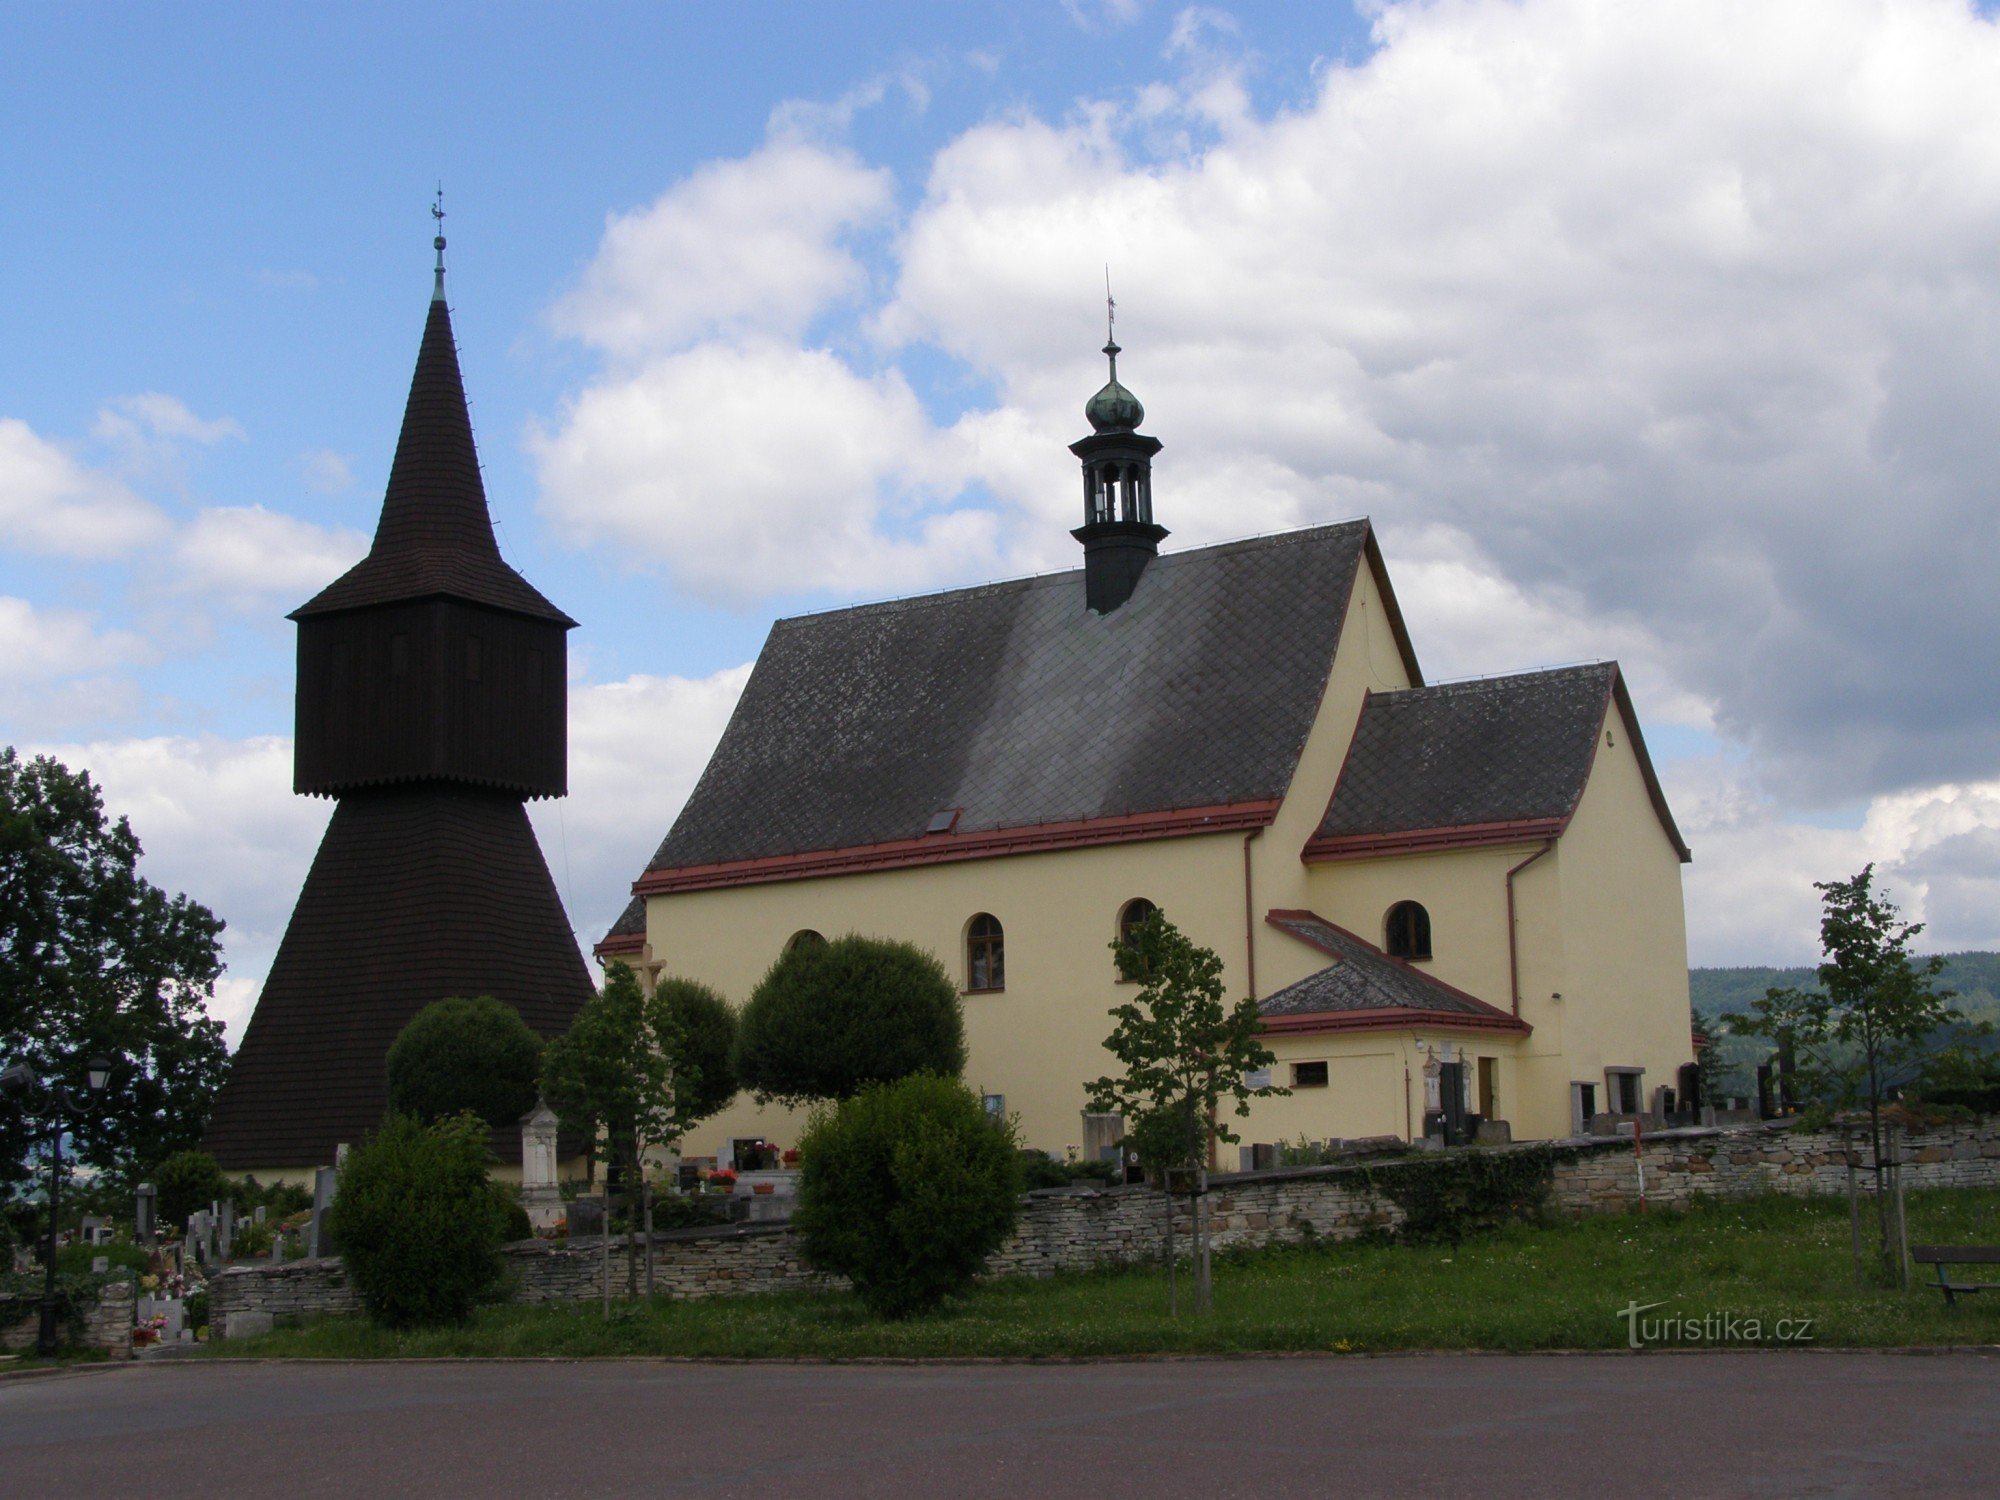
top-left (1691, 952), bottom-right (2000, 1027)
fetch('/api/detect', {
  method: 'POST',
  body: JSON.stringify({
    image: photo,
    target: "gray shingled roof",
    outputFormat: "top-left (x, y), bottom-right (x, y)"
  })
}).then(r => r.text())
top-left (645, 523), bottom-right (1374, 872)
top-left (1315, 663), bottom-right (1617, 843)
top-left (1261, 912), bottom-right (1517, 1022)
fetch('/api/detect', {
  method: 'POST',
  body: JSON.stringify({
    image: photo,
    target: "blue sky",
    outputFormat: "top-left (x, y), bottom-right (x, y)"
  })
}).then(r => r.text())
top-left (7, 1), bottom-right (2000, 1041)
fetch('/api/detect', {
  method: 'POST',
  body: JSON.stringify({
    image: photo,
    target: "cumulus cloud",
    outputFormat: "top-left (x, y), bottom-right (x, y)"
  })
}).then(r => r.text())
top-left (548, 139), bottom-right (893, 360)
top-left (0, 415), bottom-right (168, 556)
top-left (529, 664), bottom-right (754, 950)
top-left (27, 734), bottom-right (317, 1045)
top-left (532, 342), bottom-right (1004, 603)
top-left (168, 505), bottom-right (369, 608)
top-left (300, 448), bottom-right (355, 495)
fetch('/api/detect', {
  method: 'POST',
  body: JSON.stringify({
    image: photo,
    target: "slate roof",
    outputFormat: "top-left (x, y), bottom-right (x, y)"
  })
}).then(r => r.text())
top-left (1260, 911), bottom-right (1527, 1032)
top-left (292, 296), bottom-right (573, 626)
top-left (1310, 662), bottom-right (1689, 859)
top-left (639, 523), bottom-right (1392, 882)
top-left (203, 786), bottom-right (595, 1170)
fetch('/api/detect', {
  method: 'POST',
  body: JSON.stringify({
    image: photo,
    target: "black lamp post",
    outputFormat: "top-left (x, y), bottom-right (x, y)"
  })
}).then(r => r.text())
top-left (1, 1055), bottom-right (114, 1357)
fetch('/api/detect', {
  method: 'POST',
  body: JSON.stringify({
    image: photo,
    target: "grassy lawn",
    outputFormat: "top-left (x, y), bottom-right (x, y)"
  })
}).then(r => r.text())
top-left (213, 1187), bottom-right (2000, 1360)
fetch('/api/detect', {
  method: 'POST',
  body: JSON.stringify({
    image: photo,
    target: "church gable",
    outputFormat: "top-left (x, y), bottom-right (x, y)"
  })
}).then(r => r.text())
top-left (1307, 662), bottom-right (1638, 860)
top-left (633, 523), bottom-right (1374, 893)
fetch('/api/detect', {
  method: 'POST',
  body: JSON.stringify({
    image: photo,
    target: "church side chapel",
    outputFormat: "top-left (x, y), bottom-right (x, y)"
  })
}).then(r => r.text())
top-left (602, 319), bottom-right (1696, 1163)
top-left (203, 224), bottom-right (597, 1179)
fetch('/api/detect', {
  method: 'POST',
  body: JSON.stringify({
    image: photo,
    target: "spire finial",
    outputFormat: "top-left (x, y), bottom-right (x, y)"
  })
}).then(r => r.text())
top-left (431, 185), bottom-right (447, 302)
top-left (1103, 265), bottom-right (1119, 375)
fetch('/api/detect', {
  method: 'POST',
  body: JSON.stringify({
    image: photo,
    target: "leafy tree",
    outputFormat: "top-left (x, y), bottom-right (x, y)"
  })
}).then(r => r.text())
top-left (792, 1073), bottom-right (1022, 1318)
top-left (735, 935), bottom-right (965, 1106)
top-left (1722, 866), bottom-right (1963, 1268)
top-left (385, 995), bottom-right (545, 1129)
top-left (541, 962), bottom-right (735, 1287)
top-left (154, 1148), bottom-right (230, 1232)
top-left (1083, 907), bottom-right (1285, 1313)
top-left (0, 749), bottom-right (228, 1196)
top-left (326, 1113), bottom-right (507, 1327)
top-left (653, 977), bottom-right (738, 1122)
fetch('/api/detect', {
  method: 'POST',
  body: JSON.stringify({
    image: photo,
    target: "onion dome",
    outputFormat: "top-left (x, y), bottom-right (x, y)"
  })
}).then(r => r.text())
top-left (1085, 340), bottom-right (1145, 433)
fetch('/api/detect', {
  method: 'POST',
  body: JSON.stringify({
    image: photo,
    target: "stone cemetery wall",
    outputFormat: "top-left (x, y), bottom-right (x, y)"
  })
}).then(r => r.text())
top-left (1, 1279), bottom-right (135, 1359)
top-left (210, 1115), bottom-right (2000, 1335)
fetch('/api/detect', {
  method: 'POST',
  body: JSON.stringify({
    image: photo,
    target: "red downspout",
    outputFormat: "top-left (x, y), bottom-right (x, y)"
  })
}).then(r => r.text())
top-left (1504, 839), bottom-right (1555, 1018)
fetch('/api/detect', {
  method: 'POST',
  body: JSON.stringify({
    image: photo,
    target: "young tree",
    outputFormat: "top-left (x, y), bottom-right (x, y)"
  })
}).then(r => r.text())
top-left (1083, 908), bottom-right (1285, 1313)
top-left (1722, 865), bottom-right (1959, 1269)
top-left (540, 962), bottom-right (736, 1290)
top-left (385, 995), bottom-right (545, 1129)
top-left (734, 935), bottom-right (965, 1105)
top-left (0, 748), bottom-right (228, 1196)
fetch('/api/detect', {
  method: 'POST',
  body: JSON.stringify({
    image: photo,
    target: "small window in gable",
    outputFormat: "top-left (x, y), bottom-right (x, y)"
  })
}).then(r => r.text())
top-left (1115, 898), bottom-right (1158, 979)
top-left (1384, 901), bottom-right (1432, 961)
top-left (785, 929), bottom-right (826, 955)
top-left (966, 913), bottom-right (1004, 993)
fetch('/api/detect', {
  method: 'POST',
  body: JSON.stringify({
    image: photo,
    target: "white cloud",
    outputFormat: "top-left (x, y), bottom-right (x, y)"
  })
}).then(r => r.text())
top-left (168, 505), bottom-right (369, 608)
top-left (548, 139), bottom-right (894, 360)
top-left (93, 393), bottom-right (245, 450)
top-left (301, 448), bottom-right (355, 495)
top-left (529, 664), bottom-right (754, 952)
top-left (532, 342), bottom-right (1003, 603)
top-left (0, 596), bottom-right (151, 681)
top-left (0, 415), bottom-right (168, 556)
top-left (27, 734), bottom-right (317, 1046)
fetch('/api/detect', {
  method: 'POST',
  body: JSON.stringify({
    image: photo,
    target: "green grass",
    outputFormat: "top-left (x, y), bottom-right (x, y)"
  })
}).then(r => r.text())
top-left (212, 1188), bottom-right (2000, 1360)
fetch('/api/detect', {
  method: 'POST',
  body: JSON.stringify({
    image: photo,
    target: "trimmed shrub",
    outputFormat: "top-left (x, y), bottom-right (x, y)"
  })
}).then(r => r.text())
top-left (154, 1149), bottom-right (229, 1231)
top-left (655, 977), bottom-right (739, 1119)
top-left (792, 1074), bottom-right (1022, 1318)
top-left (326, 1113), bottom-right (507, 1327)
top-left (736, 935), bottom-right (966, 1105)
top-left (385, 995), bottom-right (545, 1129)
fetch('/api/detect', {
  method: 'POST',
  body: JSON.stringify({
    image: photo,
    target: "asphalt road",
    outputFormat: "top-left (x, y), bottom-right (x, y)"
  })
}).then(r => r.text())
top-left (2, 1352), bottom-right (1995, 1498)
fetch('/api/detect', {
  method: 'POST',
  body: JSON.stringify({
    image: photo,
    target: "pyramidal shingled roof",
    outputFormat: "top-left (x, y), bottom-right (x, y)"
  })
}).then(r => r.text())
top-left (292, 296), bottom-right (573, 625)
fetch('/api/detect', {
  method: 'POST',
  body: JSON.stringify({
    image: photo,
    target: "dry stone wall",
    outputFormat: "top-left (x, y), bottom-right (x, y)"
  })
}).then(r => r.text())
top-left (210, 1116), bottom-right (2000, 1337)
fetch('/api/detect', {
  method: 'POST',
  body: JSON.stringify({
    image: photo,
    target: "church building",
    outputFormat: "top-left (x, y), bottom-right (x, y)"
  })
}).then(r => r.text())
top-left (603, 333), bottom-right (1697, 1161)
top-left (204, 230), bottom-right (597, 1175)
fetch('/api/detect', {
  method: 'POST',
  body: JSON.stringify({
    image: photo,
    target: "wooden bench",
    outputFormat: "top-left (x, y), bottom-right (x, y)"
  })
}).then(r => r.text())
top-left (1911, 1246), bottom-right (2000, 1307)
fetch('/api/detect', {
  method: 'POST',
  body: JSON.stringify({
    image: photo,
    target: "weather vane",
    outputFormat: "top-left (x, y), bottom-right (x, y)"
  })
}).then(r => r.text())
top-left (1104, 264), bottom-right (1116, 346)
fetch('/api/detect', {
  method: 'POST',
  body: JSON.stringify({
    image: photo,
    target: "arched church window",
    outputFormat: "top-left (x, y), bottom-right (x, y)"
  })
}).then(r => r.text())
top-left (786, 929), bottom-right (827, 956)
top-left (966, 913), bottom-right (1005, 993)
top-left (1384, 901), bottom-right (1432, 961)
top-left (1115, 898), bottom-right (1158, 979)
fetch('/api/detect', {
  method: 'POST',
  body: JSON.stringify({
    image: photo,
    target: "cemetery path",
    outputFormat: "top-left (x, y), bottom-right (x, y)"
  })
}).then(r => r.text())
top-left (0, 1349), bottom-right (1995, 1497)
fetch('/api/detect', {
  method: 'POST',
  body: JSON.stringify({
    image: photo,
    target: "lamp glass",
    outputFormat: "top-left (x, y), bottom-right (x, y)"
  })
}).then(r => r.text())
top-left (86, 1057), bottom-right (113, 1091)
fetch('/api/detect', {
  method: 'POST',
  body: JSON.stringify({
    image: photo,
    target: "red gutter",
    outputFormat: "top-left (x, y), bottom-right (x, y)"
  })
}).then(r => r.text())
top-left (632, 798), bottom-right (1282, 897)
top-left (1504, 839), bottom-right (1555, 1017)
top-left (1259, 1006), bottom-right (1530, 1037)
top-left (1303, 817), bottom-right (1567, 863)
top-left (594, 931), bottom-right (645, 959)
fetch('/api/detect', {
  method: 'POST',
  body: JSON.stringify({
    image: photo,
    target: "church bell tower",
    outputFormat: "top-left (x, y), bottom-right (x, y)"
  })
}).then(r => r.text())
top-left (203, 216), bottom-right (596, 1171)
top-left (1070, 317), bottom-right (1166, 614)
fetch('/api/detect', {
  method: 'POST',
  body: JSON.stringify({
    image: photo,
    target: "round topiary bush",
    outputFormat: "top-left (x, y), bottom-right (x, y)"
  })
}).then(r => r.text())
top-left (154, 1148), bottom-right (229, 1231)
top-left (385, 995), bottom-right (545, 1129)
top-left (325, 1113), bottom-right (507, 1327)
top-left (792, 1073), bottom-right (1022, 1319)
top-left (654, 976), bottom-right (739, 1119)
top-left (735, 935), bottom-right (965, 1105)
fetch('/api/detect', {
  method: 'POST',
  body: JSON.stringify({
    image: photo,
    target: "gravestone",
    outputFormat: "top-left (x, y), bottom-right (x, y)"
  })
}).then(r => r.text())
top-left (91, 1255), bottom-right (109, 1274)
top-left (270, 1230), bottom-right (286, 1264)
top-left (135, 1183), bottom-right (156, 1242)
top-left (519, 1099), bottom-right (563, 1232)
top-left (307, 1165), bottom-right (338, 1258)
top-left (187, 1211), bottom-right (213, 1265)
top-left (217, 1201), bottom-right (235, 1261)
top-left (254, 1206), bottom-right (266, 1224)
top-left (80, 1215), bottom-right (107, 1245)
top-left (567, 1196), bottom-right (605, 1239)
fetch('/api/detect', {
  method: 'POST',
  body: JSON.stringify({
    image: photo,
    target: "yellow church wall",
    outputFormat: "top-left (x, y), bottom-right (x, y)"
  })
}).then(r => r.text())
top-left (1539, 696), bottom-right (1695, 1131)
top-left (637, 828), bottom-right (1254, 1161)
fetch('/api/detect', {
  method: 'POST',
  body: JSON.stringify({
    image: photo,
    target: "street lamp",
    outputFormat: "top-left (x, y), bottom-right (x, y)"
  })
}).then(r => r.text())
top-left (0, 1056), bottom-right (115, 1357)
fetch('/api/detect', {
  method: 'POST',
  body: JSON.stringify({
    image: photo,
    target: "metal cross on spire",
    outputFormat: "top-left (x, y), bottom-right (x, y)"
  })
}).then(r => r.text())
top-left (1104, 264), bottom-right (1117, 348)
top-left (431, 184), bottom-right (447, 301)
